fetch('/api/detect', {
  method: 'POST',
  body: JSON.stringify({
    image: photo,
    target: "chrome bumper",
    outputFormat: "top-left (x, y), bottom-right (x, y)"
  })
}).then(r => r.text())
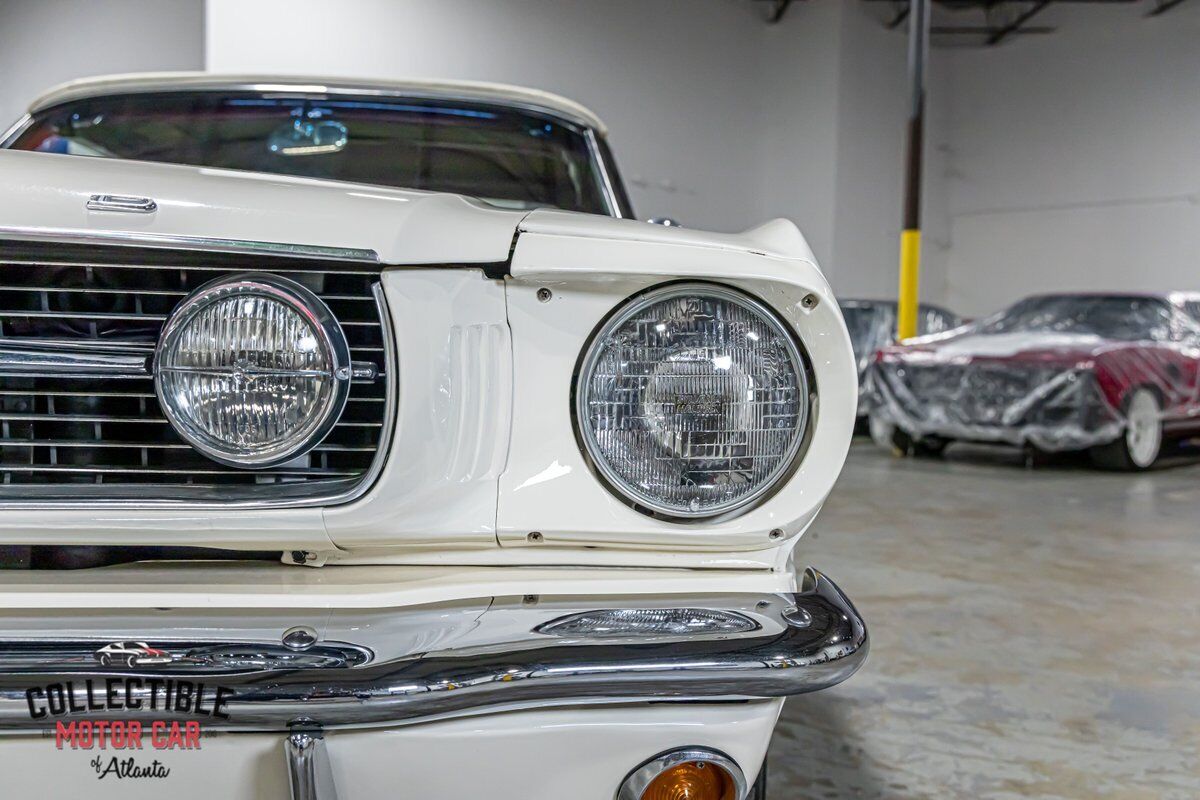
top-left (0, 568), bottom-right (866, 798)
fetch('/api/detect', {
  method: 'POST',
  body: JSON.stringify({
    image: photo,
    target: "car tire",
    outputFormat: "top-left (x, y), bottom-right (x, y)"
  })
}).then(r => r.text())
top-left (1089, 387), bottom-right (1163, 471)
top-left (98, 654), bottom-right (111, 667)
top-left (875, 419), bottom-right (949, 458)
top-left (746, 760), bottom-right (768, 799)
top-left (124, 655), bottom-right (137, 668)
top-left (868, 415), bottom-right (896, 451)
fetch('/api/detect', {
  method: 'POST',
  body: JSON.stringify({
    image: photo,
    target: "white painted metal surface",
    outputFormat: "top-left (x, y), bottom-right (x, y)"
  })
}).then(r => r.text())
top-left (0, 150), bottom-right (526, 265)
top-left (0, 702), bottom-right (779, 799)
top-left (0, 562), bottom-right (797, 609)
top-left (0, 146), bottom-right (855, 563)
top-left (324, 269), bottom-right (513, 548)
top-left (499, 210), bottom-right (856, 551)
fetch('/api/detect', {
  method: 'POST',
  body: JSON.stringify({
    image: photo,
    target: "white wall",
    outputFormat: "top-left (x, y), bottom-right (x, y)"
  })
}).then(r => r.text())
top-left (0, 0), bottom-right (204, 132)
top-left (941, 1), bottom-right (1200, 316)
top-left (756, 0), bottom-right (843, 270)
top-left (754, 2), bottom-right (952, 303)
top-left (205, 0), bottom-right (771, 234)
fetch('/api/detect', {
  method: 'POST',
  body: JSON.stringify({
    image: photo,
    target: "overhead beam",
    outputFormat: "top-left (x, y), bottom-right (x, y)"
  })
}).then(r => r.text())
top-left (1147, 0), bottom-right (1190, 15)
top-left (887, 4), bottom-right (912, 28)
top-left (933, 25), bottom-right (1055, 34)
top-left (986, 0), bottom-right (1053, 45)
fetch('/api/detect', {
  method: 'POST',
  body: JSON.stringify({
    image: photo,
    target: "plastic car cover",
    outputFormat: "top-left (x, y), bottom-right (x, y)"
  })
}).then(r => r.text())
top-left (839, 300), bottom-right (962, 414)
top-left (864, 294), bottom-right (1199, 452)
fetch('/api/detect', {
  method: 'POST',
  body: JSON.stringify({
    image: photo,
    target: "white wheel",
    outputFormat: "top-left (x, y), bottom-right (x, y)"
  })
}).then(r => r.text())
top-left (1090, 387), bottom-right (1163, 470)
top-left (1125, 389), bottom-right (1163, 468)
top-left (868, 415), bottom-right (895, 451)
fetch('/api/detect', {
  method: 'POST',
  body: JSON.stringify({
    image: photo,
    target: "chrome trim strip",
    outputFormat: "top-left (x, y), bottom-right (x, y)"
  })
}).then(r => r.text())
top-left (28, 82), bottom-right (603, 136)
top-left (0, 114), bottom-right (32, 148)
top-left (586, 128), bottom-right (623, 219)
top-left (0, 569), bottom-right (867, 732)
top-left (285, 732), bottom-right (339, 800)
top-left (0, 227), bottom-right (379, 264)
top-left (86, 194), bottom-right (158, 214)
top-left (0, 340), bottom-right (150, 378)
top-left (0, 640), bottom-right (372, 672)
top-left (618, 748), bottom-right (748, 800)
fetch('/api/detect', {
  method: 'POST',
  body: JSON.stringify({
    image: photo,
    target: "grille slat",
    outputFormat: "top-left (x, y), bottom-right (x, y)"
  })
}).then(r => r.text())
top-left (0, 242), bottom-right (391, 499)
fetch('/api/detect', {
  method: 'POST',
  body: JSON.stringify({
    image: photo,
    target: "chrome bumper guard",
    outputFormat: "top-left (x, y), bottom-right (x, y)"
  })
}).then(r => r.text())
top-left (0, 568), bottom-right (866, 798)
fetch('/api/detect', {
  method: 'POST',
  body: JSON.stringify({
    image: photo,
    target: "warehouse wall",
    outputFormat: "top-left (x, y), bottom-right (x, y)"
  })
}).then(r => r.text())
top-left (204, 0), bottom-right (772, 234)
top-left (940, 1), bottom-right (1200, 316)
top-left (759, 2), bottom-right (951, 304)
top-left (0, 0), bottom-right (204, 132)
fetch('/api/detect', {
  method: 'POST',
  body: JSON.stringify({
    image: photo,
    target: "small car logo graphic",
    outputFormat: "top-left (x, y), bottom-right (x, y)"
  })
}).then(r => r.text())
top-left (93, 641), bottom-right (174, 668)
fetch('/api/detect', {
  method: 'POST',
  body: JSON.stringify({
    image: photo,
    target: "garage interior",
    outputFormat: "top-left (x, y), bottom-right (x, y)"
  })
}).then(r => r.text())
top-left (0, 0), bottom-right (1197, 797)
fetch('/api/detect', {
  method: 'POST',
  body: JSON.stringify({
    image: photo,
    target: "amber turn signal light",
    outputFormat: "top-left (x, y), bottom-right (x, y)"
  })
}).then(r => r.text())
top-left (618, 749), bottom-right (746, 800)
top-left (641, 760), bottom-right (735, 800)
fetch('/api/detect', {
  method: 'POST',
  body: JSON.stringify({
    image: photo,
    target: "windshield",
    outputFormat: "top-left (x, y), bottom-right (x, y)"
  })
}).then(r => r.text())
top-left (982, 295), bottom-right (1175, 342)
top-left (8, 91), bottom-right (614, 215)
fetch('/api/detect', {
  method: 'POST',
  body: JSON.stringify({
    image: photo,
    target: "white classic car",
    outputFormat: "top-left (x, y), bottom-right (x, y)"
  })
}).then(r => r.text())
top-left (0, 74), bottom-right (864, 799)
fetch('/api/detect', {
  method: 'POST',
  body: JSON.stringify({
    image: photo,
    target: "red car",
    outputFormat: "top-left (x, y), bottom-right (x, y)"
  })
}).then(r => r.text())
top-left (866, 293), bottom-right (1200, 469)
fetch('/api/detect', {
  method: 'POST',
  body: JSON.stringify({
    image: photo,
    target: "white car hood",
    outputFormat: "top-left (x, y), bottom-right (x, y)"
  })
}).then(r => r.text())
top-left (0, 151), bottom-right (810, 270)
top-left (0, 149), bottom-right (527, 265)
top-left (518, 208), bottom-right (817, 263)
top-left (902, 331), bottom-right (1108, 364)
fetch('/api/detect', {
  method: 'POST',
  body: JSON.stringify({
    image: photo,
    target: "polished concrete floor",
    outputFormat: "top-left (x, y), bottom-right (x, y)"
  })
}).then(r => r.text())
top-left (768, 440), bottom-right (1200, 799)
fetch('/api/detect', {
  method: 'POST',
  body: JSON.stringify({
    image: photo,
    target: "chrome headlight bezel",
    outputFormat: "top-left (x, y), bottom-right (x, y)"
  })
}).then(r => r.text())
top-left (153, 272), bottom-right (353, 469)
top-left (573, 281), bottom-right (812, 521)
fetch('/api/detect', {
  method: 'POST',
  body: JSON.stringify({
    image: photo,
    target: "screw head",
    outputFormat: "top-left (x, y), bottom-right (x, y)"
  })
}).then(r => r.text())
top-left (536, 288), bottom-right (553, 303)
top-left (282, 626), bottom-right (319, 651)
top-left (801, 293), bottom-right (818, 309)
top-left (527, 531), bottom-right (544, 543)
top-left (769, 528), bottom-right (785, 540)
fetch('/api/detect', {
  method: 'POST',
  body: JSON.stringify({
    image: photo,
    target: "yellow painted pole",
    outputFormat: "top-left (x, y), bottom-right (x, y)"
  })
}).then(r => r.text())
top-left (898, 228), bottom-right (921, 339)
top-left (897, 0), bottom-right (929, 341)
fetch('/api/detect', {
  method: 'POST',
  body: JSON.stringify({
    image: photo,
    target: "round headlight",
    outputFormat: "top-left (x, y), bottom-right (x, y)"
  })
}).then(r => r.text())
top-left (154, 273), bottom-right (352, 468)
top-left (575, 283), bottom-right (809, 519)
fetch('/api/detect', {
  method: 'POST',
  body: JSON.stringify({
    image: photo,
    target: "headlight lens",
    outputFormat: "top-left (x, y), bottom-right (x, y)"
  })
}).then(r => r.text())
top-left (576, 283), bottom-right (809, 518)
top-left (154, 273), bottom-right (351, 468)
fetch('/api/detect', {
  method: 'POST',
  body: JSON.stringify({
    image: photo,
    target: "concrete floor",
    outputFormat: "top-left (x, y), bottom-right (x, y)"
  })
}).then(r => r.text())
top-left (768, 440), bottom-right (1200, 799)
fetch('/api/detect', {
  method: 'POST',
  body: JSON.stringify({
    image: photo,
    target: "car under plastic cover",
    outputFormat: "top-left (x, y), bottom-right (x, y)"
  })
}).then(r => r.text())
top-left (866, 294), bottom-right (1200, 457)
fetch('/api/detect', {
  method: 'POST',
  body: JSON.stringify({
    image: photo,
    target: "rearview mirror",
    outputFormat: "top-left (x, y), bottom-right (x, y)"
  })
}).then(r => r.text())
top-left (268, 119), bottom-right (349, 157)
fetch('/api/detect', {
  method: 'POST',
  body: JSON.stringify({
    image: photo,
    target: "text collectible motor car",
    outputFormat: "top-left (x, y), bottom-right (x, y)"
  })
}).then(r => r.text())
top-left (0, 74), bottom-right (865, 799)
top-left (867, 292), bottom-right (1200, 469)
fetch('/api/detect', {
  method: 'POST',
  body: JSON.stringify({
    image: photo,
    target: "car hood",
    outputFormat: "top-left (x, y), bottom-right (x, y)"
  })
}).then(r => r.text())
top-left (516, 207), bottom-right (817, 263)
top-left (0, 151), bottom-right (807, 269)
top-left (0, 149), bottom-right (528, 265)
top-left (882, 331), bottom-right (1117, 367)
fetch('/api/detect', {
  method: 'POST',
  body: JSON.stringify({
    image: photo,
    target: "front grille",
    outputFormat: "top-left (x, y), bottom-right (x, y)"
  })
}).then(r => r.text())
top-left (0, 240), bottom-right (391, 503)
top-left (898, 363), bottom-right (1056, 425)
